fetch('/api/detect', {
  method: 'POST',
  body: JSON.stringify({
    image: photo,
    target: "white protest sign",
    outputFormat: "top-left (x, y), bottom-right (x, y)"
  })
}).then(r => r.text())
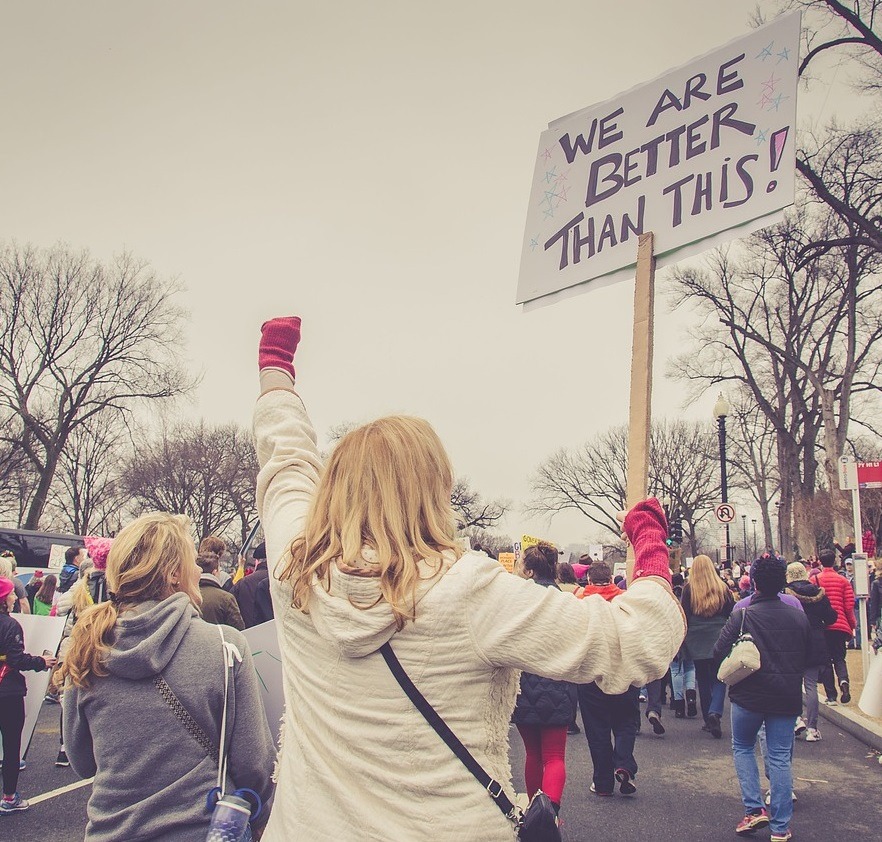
top-left (48, 544), bottom-right (67, 570)
top-left (242, 620), bottom-right (284, 744)
top-left (517, 12), bottom-right (800, 308)
top-left (0, 614), bottom-right (66, 759)
top-left (588, 544), bottom-right (604, 562)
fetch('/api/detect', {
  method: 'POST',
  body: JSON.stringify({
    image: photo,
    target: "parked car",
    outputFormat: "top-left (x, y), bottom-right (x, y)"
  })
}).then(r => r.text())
top-left (0, 526), bottom-right (85, 577)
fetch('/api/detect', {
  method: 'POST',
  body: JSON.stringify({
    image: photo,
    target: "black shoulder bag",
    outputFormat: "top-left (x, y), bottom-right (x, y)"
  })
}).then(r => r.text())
top-left (380, 642), bottom-right (561, 842)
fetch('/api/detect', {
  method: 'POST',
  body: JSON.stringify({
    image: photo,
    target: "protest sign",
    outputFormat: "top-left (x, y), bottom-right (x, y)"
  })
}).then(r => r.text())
top-left (242, 620), bottom-right (284, 744)
top-left (1, 614), bottom-right (66, 759)
top-left (588, 544), bottom-right (604, 562)
top-left (517, 11), bottom-right (800, 308)
top-left (497, 552), bottom-right (516, 573)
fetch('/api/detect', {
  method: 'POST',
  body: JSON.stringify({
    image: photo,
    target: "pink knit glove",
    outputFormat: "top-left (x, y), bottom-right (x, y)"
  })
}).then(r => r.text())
top-left (623, 498), bottom-right (672, 584)
top-left (259, 317), bottom-right (302, 382)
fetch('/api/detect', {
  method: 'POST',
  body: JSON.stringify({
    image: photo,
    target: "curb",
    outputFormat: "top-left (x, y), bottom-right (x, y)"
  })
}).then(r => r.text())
top-left (815, 697), bottom-right (882, 753)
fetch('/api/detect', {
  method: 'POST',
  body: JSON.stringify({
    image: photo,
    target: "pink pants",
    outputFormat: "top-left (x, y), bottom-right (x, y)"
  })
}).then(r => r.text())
top-left (516, 724), bottom-right (568, 805)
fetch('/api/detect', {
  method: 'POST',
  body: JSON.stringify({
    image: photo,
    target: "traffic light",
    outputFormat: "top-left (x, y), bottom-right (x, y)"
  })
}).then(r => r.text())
top-left (672, 510), bottom-right (683, 544)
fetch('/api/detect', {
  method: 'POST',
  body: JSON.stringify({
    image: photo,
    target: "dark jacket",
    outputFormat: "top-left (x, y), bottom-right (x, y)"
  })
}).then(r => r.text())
top-left (58, 562), bottom-right (80, 594)
top-left (89, 570), bottom-right (109, 605)
top-left (784, 581), bottom-right (837, 667)
top-left (713, 594), bottom-right (811, 716)
top-left (869, 577), bottom-right (882, 628)
top-left (198, 576), bottom-right (245, 630)
top-left (0, 612), bottom-right (48, 698)
top-left (233, 565), bottom-right (273, 628)
top-left (681, 584), bottom-right (734, 661)
top-left (512, 579), bottom-right (578, 727)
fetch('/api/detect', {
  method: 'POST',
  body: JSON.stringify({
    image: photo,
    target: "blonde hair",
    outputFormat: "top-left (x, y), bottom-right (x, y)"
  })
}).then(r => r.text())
top-left (687, 554), bottom-right (729, 617)
top-left (278, 415), bottom-right (462, 629)
top-left (59, 512), bottom-right (200, 688)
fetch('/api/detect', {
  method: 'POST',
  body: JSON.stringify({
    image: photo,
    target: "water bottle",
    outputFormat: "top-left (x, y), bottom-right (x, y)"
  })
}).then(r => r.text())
top-left (205, 793), bottom-right (252, 842)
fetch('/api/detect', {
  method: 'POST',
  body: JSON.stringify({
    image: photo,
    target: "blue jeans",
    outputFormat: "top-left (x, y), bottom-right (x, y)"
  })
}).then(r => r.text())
top-left (731, 703), bottom-right (796, 834)
top-left (670, 656), bottom-right (696, 700)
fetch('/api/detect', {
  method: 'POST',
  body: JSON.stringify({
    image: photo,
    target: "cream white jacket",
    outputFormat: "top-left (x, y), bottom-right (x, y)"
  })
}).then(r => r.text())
top-left (254, 389), bottom-right (685, 842)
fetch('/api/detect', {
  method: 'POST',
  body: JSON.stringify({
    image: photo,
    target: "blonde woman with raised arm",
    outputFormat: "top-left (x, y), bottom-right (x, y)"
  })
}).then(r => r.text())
top-left (254, 316), bottom-right (686, 841)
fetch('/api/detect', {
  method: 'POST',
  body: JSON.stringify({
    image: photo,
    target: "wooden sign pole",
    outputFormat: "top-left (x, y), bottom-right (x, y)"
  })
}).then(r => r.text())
top-left (625, 231), bottom-right (656, 580)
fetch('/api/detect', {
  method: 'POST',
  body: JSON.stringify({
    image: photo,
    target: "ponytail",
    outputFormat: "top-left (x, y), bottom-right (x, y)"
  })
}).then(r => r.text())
top-left (57, 601), bottom-right (118, 689)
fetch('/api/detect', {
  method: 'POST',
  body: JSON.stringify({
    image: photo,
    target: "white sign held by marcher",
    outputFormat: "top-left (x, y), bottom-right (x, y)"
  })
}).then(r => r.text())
top-left (517, 12), bottom-right (800, 308)
top-left (242, 620), bottom-right (284, 744)
top-left (715, 503), bottom-right (737, 523)
top-left (0, 614), bottom-right (66, 760)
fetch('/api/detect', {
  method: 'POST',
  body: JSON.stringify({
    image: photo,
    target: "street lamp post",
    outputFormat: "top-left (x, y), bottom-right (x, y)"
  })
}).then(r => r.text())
top-left (775, 502), bottom-right (783, 553)
top-left (714, 393), bottom-right (731, 566)
top-left (741, 514), bottom-right (748, 562)
top-left (752, 518), bottom-right (758, 558)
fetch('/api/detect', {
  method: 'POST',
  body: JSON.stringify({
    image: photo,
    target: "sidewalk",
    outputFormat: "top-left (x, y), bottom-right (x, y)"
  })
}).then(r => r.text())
top-left (815, 649), bottom-right (882, 754)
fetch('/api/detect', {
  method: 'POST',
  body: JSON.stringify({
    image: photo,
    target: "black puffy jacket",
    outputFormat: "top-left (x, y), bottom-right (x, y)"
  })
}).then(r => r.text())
top-left (713, 594), bottom-right (810, 716)
top-left (511, 579), bottom-right (578, 727)
top-left (785, 581), bottom-right (837, 667)
top-left (0, 612), bottom-right (48, 698)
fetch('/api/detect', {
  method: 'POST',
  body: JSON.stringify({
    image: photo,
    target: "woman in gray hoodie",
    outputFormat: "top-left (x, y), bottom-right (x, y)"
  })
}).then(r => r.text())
top-left (60, 512), bottom-right (275, 841)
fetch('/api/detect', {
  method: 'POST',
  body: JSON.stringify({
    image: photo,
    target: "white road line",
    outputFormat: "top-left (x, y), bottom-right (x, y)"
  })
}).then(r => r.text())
top-left (28, 777), bottom-right (93, 805)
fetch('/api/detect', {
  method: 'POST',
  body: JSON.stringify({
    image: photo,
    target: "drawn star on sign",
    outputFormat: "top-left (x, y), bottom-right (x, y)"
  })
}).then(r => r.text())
top-left (756, 42), bottom-right (774, 61)
top-left (557, 183), bottom-right (571, 202)
top-left (529, 237), bottom-right (539, 251)
top-left (543, 206), bottom-right (555, 219)
top-left (754, 128), bottom-right (768, 145)
top-left (541, 147), bottom-right (553, 162)
top-left (776, 47), bottom-right (790, 63)
top-left (544, 166), bottom-right (558, 183)
top-left (770, 92), bottom-right (789, 111)
top-left (761, 73), bottom-right (781, 92)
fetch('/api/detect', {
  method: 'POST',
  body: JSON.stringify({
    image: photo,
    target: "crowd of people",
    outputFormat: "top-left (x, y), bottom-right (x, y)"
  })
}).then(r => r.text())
top-left (0, 316), bottom-right (877, 842)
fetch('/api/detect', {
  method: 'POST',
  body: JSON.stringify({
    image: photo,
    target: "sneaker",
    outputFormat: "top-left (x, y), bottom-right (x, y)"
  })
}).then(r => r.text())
top-left (43, 693), bottom-right (60, 705)
top-left (839, 680), bottom-right (851, 704)
top-left (770, 830), bottom-right (792, 842)
top-left (735, 809), bottom-right (770, 834)
top-left (685, 689), bottom-right (698, 718)
top-left (794, 717), bottom-right (807, 736)
top-left (0, 793), bottom-right (29, 814)
top-left (764, 790), bottom-right (797, 806)
top-left (0, 760), bottom-right (26, 771)
top-left (589, 783), bottom-right (614, 797)
top-left (55, 750), bottom-right (70, 767)
top-left (822, 698), bottom-right (838, 706)
top-left (566, 722), bottom-right (581, 735)
top-left (805, 728), bottom-right (821, 742)
top-left (638, 693), bottom-right (647, 703)
top-left (646, 710), bottom-right (666, 735)
top-left (615, 768), bottom-right (636, 796)
top-left (707, 713), bottom-right (723, 739)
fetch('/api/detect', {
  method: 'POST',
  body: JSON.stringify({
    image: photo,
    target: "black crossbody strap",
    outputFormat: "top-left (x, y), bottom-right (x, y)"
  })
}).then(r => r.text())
top-left (380, 642), bottom-right (521, 825)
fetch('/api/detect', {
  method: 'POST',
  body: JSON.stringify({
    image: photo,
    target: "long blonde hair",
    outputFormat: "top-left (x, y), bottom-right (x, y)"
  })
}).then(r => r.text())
top-left (278, 415), bottom-right (463, 629)
top-left (59, 512), bottom-right (200, 689)
top-left (687, 554), bottom-right (729, 617)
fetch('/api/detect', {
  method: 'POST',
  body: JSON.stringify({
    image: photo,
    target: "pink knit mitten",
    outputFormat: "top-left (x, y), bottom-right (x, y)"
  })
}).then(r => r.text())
top-left (623, 499), bottom-right (672, 584)
top-left (259, 317), bottom-right (302, 381)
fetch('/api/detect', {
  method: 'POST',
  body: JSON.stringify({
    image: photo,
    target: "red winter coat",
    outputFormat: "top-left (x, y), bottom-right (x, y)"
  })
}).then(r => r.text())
top-left (815, 568), bottom-right (855, 635)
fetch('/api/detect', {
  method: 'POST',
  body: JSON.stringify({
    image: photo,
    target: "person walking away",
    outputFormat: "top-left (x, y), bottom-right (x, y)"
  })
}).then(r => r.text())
top-left (58, 546), bottom-right (87, 594)
top-left (815, 549), bottom-right (856, 704)
top-left (555, 562), bottom-right (581, 595)
top-left (512, 544), bottom-right (578, 815)
top-left (870, 558), bottom-right (882, 654)
top-left (0, 577), bottom-right (56, 813)
top-left (198, 552), bottom-right (245, 630)
top-left (0, 555), bottom-right (29, 615)
top-left (784, 561), bottom-right (836, 741)
top-left (575, 561), bottom-right (642, 795)
top-left (233, 542), bottom-right (272, 628)
top-left (681, 554), bottom-right (734, 739)
top-left (32, 574), bottom-right (57, 616)
top-left (714, 556), bottom-right (810, 842)
top-left (59, 512), bottom-right (275, 841)
top-left (252, 316), bottom-right (685, 840)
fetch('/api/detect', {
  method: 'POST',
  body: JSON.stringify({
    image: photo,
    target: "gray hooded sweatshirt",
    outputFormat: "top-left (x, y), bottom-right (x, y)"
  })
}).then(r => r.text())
top-left (64, 593), bottom-right (275, 841)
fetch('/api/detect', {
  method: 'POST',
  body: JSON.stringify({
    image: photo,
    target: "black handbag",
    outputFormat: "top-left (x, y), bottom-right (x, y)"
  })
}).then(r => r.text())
top-left (380, 642), bottom-right (561, 842)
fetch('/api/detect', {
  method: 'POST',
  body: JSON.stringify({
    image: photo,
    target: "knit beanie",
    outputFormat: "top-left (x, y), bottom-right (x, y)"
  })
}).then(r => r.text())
top-left (0, 577), bottom-right (14, 601)
top-left (84, 536), bottom-right (113, 571)
top-left (786, 561), bottom-right (809, 583)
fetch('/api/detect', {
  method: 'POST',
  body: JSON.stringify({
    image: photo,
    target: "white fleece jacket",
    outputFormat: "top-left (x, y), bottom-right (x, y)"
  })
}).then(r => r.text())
top-left (254, 389), bottom-right (685, 842)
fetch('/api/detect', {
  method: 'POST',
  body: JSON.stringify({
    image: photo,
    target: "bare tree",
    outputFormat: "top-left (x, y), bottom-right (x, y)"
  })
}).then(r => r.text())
top-left (459, 527), bottom-right (514, 558)
top-left (527, 421), bottom-right (722, 553)
top-left (123, 421), bottom-right (258, 543)
top-left (451, 479), bottom-right (509, 531)
top-left (0, 243), bottom-right (196, 529)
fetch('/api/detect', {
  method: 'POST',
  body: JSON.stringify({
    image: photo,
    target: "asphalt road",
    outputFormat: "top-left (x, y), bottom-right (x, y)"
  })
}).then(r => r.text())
top-left (7, 697), bottom-right (880, 840)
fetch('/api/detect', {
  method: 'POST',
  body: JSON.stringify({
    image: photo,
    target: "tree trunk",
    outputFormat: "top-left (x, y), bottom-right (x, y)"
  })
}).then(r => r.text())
top-left (23, 450), bottom-right (60, 530)
top-left (819, 389), bottom-right (853, 542)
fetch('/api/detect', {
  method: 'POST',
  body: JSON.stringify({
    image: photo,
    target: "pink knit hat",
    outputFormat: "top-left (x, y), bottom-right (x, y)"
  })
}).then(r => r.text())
top-left (84, 536), bottom-right (113, 571)
top-left (0, 577), bottom-right (14, 601)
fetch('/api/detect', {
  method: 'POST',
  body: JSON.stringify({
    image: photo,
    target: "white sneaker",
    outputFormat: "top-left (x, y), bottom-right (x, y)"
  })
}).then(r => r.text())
top-left (764, 790), bottom-right (797, 806)
top-left (805, 728), bottom-right (821, 742)
top-left (794, 717), bottom-right (807, 735)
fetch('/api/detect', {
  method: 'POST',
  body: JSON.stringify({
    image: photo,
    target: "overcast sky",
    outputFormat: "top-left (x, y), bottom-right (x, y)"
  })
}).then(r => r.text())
top-left (0, 2), bottom-right (856, 546)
